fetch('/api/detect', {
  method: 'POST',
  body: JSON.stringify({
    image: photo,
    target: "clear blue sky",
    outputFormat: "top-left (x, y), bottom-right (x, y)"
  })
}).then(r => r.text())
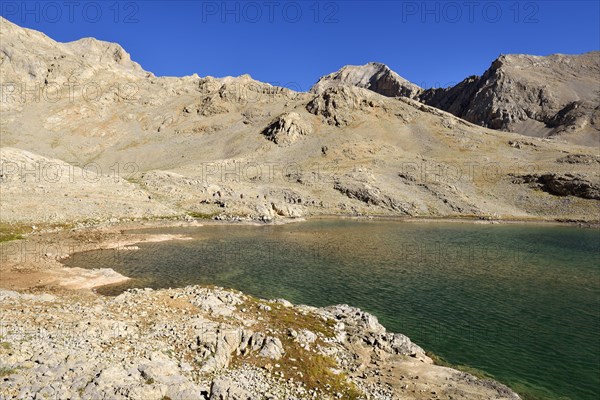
top-left (2, 1), bottom-right (599, 90)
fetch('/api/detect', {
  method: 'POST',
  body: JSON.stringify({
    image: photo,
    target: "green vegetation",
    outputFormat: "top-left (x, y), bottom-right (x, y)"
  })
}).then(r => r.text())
top-left (232, 339), bottom-right (362, 399)
top-left (283, 349), bottom-right (363, 399)
top-left (0, 223), bottom-right (29, 242)
top-left (241, 297), bottom-right (336, 339)
top-left (0, 221), bottom-right (82, 242)
top-left (187, 211), bottom-right (220, 220)
top-left (230, 297), bottom-right (361, 398)
top-left (0, 232), bottom-right (24, 243)
top-left (0, 367), bottom-right (17, 377)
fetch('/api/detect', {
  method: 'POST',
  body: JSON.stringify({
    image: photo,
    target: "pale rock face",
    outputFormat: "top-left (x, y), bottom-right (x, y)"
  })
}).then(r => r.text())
top-left (209, 377), bottom-right (252, 400)
top-left (258, 337), bottom-right (285, 360)
top-left (306, 85), bottom-right (384, 126)
top-left (419, 52), bottom-right (600, 145)
top-left (311, 62), bottom-right (422, 98)
top-left (63, 37), bottom-right (143, 71)
top-left (0, 147), bottom-right (177, 223)
top-left (0, 17), bottom-right (146, 87)
top-left (138, 352), bottom-right (185, 385)
top-left (262, 111), bottom-right (313, 145)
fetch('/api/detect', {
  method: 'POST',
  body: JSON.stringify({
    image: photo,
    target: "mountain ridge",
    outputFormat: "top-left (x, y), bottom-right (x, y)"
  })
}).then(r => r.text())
top-left (1, 16), bottom-right (598, 226)
top-left (311, 52), bottom-right (600, 146)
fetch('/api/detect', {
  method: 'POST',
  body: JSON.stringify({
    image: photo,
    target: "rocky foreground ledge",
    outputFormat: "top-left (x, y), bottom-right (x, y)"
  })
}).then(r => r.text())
top-left (0, 286), bottom-right (519, 400)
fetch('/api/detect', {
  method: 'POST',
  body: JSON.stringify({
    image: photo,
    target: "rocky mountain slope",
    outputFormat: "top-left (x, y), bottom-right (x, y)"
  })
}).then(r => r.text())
top-left (1, 16), bottom-right (599, 226)
top-left (420, 53), bottom-right (600, 146)
top-left (0, 147), bottom-right (176, 223)
top-left (311, 54), bottom-right (600, 146)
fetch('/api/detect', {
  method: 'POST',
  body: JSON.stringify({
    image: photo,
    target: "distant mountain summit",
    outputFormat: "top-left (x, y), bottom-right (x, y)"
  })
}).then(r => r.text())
top-left (310, 62), bottom-right (422, 98)
top-left (312, 53), bottom-right (600, 146)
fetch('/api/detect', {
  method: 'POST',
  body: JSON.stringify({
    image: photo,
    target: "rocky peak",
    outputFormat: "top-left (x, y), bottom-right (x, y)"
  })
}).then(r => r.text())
top-left (306, 85), bottom-right (386, 127)
top-left (0, 16), bottom-right (148, 91)
top-left (310, 62), bottom-right (423, 98)
top-left (419, 52), bottom-right (600, 145)
top-left (63, 37), bottom-right (140, 70)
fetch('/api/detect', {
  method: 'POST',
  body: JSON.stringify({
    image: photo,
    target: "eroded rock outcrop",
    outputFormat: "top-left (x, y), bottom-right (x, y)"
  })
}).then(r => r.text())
top-left (0, 285), bottom-right (522, 400)
top-left (419, 53), bottom-right (600, 144)
top-left (262, 112), bottom-right (313, 145)
top-left (557, 154), bottom-right (600, 165)
top-left (514, 173), bottom-right (600, 200)
top-left (333, 180), bottom-right (410, 213)
top-left (306, 86), bottom-right (383, 127)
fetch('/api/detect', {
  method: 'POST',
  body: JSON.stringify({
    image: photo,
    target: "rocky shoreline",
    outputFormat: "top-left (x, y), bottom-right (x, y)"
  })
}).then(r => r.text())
top-left (0, 286), bottom-right (520, 400)
top-left (0, 221), bottom-right (524, 399)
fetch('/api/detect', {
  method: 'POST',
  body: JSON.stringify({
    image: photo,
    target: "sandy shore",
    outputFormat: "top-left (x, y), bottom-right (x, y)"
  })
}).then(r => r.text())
top-left (0, 223), bottom-right (195, 292)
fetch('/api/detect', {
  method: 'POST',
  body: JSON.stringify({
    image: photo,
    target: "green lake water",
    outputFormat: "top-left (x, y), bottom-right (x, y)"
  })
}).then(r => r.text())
top-left (62, 220), bottom-right (600, 400)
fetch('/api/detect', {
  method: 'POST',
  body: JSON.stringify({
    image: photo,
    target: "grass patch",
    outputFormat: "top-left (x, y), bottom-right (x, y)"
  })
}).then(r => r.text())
top-left (267, 306), bottom-right (336, 338)
top-left (241, 297), bottom-right (336, 339)
top-left (284, 348), bottom-right (363, 399)
top-left (187, 211), bottom-right (221, 220)
top-left (232, 340), bottom-right (362, 399)
top-left (230, 297), bottom-right (362, 398)
top-left (0, 342), bottom-right (11, 350)
top-left (0, 233), bottom-right (24, 243)
top-left (0, 223), bottom-right (30, 242)
top-left (0, 367), bottom-right (17, 377)
top-left (0, 222), bottom-right (80, 242)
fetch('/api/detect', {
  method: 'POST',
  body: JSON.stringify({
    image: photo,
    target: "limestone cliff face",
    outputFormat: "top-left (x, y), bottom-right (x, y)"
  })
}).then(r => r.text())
top-left (419, 53), bottom-right (600, 145)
